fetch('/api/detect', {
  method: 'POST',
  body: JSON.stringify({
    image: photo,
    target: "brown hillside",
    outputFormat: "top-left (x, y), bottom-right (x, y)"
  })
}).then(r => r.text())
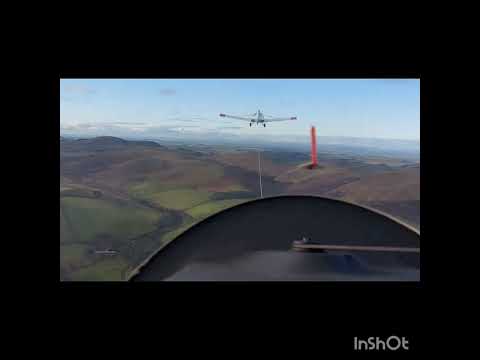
top-left (325, 167), bottom-right (420, 202)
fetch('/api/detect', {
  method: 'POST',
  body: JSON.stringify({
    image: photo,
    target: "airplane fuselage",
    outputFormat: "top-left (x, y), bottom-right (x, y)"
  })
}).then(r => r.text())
top-left (250, 110), bottom-right (266, 126)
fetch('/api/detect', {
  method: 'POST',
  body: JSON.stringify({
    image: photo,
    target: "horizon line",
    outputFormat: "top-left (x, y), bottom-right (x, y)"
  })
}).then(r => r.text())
top-left (59, 131), bottom-right (420, 143)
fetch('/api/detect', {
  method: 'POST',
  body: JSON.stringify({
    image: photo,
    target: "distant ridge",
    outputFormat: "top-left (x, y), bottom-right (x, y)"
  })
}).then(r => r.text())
top-left (65, 136), bottom-right (164, 148)
top-left (77, 136), bottom-right (129, 145)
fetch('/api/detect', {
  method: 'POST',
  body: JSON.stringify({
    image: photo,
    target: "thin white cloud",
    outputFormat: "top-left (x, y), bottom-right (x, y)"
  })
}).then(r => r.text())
top-left (61, 123), bottom-right (99, 131)
top-left (110, 121), bottom-right (148, 126)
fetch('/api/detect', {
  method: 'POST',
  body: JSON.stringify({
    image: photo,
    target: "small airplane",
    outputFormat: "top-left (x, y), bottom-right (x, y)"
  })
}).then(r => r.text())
top-left (219, 110), bottom-right (297, 127)
top-left (95, 249), bottom-right (117, 255)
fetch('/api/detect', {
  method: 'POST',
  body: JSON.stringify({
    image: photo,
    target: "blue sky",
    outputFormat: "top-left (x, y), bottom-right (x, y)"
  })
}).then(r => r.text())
top-left (60, 79), bottom-right (420, 142)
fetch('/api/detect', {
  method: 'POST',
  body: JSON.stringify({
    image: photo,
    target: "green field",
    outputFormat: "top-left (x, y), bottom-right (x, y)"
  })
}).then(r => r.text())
top-left (186, 199), bottom-right (251, 220)
top-left (130, 178), bottom-right (215, 210)
top-left (60, 244), bottom-right (93, 270)
top-left (60, 209), bottom-right (73, 243)
top-left (60, 190), bottom-right (252, 281)
top-left (60, 197), bottom-right (163, 243)
top-left (148, 189), bottom-right (213, 210)
top-left (129, 180), bottom-right (182, 197)
top-left (70, 257), bottom-right (131, 281)
top-left (218, 184), bottom-right (247, 192)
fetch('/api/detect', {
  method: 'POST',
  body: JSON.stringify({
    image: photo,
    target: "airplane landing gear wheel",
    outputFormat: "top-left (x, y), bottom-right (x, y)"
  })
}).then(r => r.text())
top-left (263, 123), bottom-right (266, 127)
top-left (250, 123), bottom-right (252, 127)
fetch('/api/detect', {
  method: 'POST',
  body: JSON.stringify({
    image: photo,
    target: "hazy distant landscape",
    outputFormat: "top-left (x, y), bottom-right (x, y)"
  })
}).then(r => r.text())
top-left (60, 135), bottom-right (420, 281)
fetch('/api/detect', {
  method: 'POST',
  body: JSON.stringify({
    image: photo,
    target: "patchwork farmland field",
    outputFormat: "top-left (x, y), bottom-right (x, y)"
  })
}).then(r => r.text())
top-left (60, 196), bottom-right (162, 243)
